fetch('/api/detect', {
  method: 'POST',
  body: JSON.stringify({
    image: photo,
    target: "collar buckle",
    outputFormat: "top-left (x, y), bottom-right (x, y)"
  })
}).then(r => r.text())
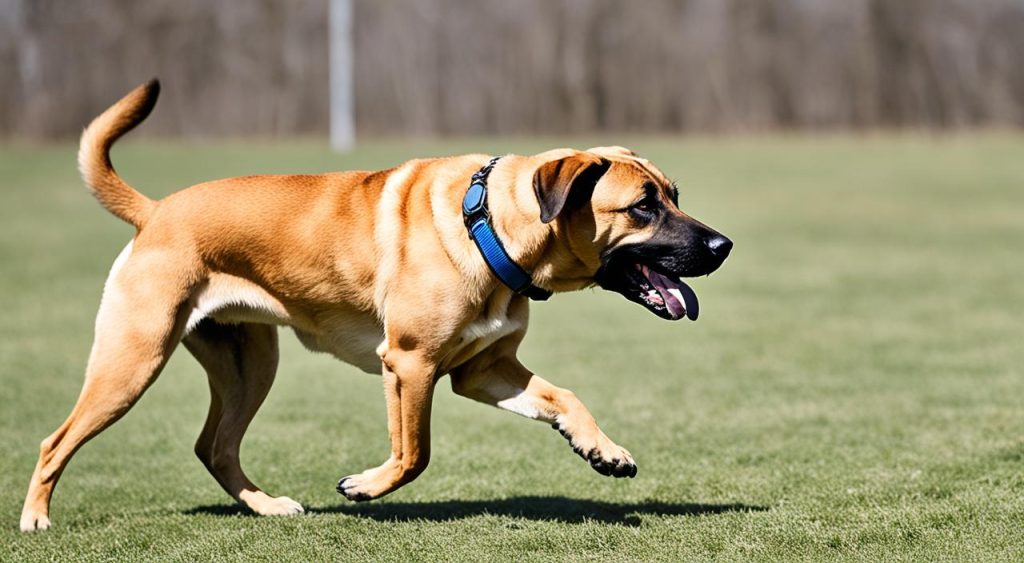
top-left (462, 181), bottom-right (489, 230)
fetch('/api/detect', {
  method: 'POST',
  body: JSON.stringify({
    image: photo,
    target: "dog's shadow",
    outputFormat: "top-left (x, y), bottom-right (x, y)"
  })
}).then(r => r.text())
top-left (186, 496), bottom-right (766, 526)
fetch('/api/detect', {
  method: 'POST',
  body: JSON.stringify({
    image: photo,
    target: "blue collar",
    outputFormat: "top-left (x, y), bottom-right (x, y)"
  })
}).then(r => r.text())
top-left (462, 157), bottom-right (552, 301)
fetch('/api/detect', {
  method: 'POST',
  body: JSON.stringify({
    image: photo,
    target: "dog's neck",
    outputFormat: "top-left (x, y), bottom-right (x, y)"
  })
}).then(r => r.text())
top-left (487, 158), bottom-right (597, 294)
top-left (462, 157), bottom-right (551, 300)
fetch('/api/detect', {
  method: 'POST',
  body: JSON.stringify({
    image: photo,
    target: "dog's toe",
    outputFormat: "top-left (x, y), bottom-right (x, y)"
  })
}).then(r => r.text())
top-left (612, 460), bottom-right (638, 478)
top-left (336, 476), bottom-right (373, 502)
top-left (248, 494), bottom-right (305, 516)
top-left (265, 497), bottom-right (304, 516)
top-left (585, 445), bottom-right (637, 478)
top-left (590, 458), bottom-right (613, 476)
top-left (19, 513), bottom-right (51, 533)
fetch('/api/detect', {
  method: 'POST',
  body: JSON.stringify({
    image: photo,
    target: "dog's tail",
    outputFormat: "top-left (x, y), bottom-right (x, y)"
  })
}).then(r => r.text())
top-left (78, 79), bottom-right (160, 229)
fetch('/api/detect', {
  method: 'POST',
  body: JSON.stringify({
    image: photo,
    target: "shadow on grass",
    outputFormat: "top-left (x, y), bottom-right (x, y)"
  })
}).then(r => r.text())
top-left (186, 496), bottom-right (766, 526)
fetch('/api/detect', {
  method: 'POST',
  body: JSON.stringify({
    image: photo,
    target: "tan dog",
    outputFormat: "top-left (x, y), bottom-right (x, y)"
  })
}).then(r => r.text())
top-left (20, 80), bottom-right (731, 532)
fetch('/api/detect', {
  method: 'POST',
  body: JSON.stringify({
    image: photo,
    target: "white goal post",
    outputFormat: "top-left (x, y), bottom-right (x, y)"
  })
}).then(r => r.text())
top-left (329, 0), bottom-right (354, 151)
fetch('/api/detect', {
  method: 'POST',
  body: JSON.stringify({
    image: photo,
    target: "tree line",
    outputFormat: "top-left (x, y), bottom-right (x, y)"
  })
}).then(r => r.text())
top-left (2, 0), bottom-right (1022, 139)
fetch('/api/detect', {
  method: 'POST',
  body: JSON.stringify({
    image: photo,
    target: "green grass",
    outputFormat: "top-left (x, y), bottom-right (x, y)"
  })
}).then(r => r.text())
top-left (1, 134), bottom-right (1023, 561)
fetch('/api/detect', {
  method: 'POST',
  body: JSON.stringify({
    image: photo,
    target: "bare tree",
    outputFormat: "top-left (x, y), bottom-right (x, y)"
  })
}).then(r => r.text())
top-left (1, 0), bottom-right (1022, 139)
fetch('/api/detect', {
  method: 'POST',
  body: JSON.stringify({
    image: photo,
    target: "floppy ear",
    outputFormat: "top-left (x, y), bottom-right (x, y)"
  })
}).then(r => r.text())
top-left (532, 153), bottom-right (610, 224)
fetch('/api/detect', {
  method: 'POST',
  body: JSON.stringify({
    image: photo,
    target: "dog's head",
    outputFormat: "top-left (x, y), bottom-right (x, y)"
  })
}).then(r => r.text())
top-left (533, 146), bottom-right (732, 321)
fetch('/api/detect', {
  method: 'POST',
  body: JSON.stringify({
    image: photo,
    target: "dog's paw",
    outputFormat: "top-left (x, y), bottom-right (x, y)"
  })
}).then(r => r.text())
top-left (336, 471), bottom-right (393, 502)
top-left (248, 494), bottom-right (304, 516)
top-left (337, 457), bottom-right (417, 501)
top-left (336, 476), bottom-right (374, 502)
top-left (19, 512), bottom-right (51, 533)
top-left (553, 423), bottom-right (638, 478)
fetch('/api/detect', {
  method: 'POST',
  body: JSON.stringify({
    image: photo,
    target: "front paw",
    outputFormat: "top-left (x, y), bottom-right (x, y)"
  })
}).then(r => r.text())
top-left (553, 423), bottom-right (638, 478)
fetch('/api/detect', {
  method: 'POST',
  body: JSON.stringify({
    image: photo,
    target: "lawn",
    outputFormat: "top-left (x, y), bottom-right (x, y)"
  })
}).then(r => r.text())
top-left (1, 135), bottom-right (1022, 561)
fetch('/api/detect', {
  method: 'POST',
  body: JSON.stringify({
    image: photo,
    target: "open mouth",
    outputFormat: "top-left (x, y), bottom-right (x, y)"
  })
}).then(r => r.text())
top-left (634, 264), bottom-right (699, 321)
top-left (594, 255), bottom-right (701, 321)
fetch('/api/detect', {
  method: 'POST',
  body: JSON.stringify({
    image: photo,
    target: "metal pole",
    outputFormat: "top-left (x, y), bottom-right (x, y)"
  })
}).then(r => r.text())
top-left (329, 0), bottom-right (354, 151)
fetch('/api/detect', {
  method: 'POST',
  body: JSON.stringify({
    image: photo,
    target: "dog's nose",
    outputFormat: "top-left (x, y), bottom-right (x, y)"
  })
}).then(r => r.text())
top-left (706, 234), bottom-right (733, 260)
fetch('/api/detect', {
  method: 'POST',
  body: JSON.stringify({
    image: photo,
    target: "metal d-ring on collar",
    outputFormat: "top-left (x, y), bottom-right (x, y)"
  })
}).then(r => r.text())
top-left (461, 156), bottom-right (552, 301)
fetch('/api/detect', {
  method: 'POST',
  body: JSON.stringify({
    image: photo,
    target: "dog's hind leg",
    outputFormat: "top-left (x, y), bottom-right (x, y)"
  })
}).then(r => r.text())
top-left (20, 245), bottom-right (197, 532)
top-left (183, 319), bottom-right (302, 516)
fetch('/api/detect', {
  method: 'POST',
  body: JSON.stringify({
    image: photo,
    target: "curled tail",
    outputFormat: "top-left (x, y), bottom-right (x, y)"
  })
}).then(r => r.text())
top-left (78, 79), bottom-right (160, 229)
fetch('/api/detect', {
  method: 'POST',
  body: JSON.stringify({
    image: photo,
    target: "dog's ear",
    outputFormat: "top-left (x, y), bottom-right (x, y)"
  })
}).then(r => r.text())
top-left (533, 153), bottom-right (610, 224)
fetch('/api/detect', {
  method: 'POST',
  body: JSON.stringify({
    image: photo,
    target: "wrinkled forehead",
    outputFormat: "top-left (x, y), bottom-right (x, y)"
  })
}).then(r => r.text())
top-left (589, 147), bottom-right (667, 187)
top-left (588, 147), bottom-right (673, 196)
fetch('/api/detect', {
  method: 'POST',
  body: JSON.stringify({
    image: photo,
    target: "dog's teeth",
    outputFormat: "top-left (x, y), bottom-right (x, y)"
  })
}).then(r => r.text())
top-left (643, 289), bottom-right (663, 306)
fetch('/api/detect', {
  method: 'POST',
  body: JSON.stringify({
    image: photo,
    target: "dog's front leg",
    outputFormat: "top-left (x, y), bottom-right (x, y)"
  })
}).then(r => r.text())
top-left (337, 349), bottom-right (437, 501)
top-left (450, 336), bottom-right (637, 478)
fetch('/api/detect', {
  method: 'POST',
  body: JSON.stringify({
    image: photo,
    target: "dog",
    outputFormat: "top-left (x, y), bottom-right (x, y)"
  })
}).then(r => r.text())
top-left (20, 80), bottom-right (731, 531)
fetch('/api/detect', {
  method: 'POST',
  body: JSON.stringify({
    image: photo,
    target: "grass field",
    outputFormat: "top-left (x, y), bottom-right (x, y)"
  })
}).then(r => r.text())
top-left (1, 135), bottom-right (1022, 561)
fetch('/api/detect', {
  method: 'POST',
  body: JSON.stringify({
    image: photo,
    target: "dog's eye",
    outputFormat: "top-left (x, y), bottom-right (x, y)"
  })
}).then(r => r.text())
top-left (627, 197), bottom-right (657, 220)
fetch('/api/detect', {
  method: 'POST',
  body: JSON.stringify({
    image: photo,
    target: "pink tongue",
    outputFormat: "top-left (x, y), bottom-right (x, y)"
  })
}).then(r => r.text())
top-left (646, 268), bottom-right (699, 321)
